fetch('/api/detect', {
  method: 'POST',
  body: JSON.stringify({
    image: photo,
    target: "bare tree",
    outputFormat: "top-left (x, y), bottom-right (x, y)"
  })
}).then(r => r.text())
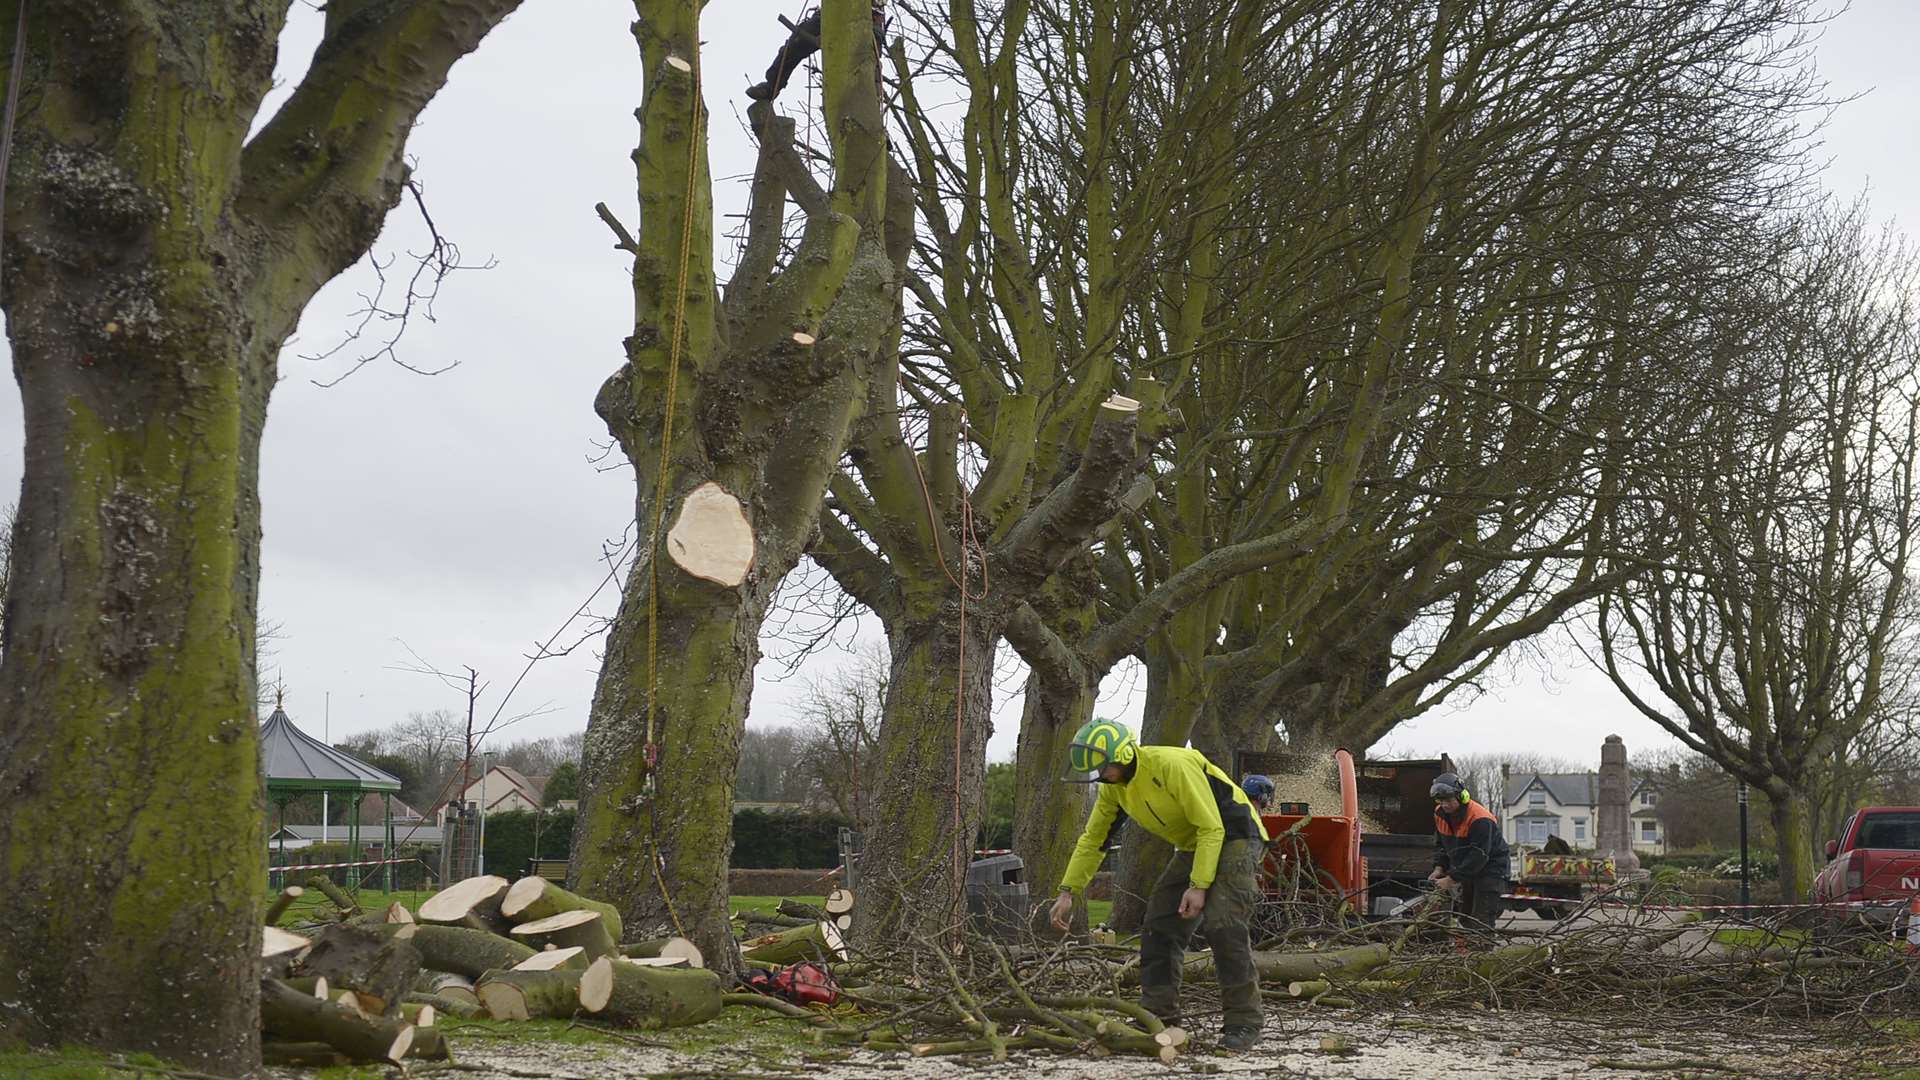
top-left (794, 647), bottom-right (888, 819)
top-left (1595, 205), bottom-right (1920, 897)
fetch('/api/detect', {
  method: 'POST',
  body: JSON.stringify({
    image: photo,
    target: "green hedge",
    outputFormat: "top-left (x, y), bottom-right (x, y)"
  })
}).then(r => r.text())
top-left (482, 810), bottom-right (577, 878)
top-left (731, 808), bottom-right (850, 869)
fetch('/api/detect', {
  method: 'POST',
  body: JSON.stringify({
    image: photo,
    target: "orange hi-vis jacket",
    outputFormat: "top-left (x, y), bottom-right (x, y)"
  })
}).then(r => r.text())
top-left (1433, 798), bottom-right (1510, 880)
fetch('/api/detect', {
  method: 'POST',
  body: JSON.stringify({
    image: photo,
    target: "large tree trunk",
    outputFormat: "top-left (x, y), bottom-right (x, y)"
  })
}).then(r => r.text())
top-left (1768, 785), bottom-right (1816, 901)
top-left (853, 609), bottom-right (1000, 940)
top-left (1011, 669), bottom-right (1097, 922)
top-left (0, 314), bottom-right (272, 1072)
top-left (573, 555), bottom-right (775, 974)
top-left (0, 7), bottom-right (520, 1071)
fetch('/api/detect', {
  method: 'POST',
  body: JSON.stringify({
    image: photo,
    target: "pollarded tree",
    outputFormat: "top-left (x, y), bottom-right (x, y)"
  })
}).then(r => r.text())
top-left (0, 5), bottom-right (520, 1073)
top-left (570, 0), bottom-right (908, 974)
top-left (808, 0), bottom-right (1302, 940)
top-left (1596, 206), bottom-right (1920, 898)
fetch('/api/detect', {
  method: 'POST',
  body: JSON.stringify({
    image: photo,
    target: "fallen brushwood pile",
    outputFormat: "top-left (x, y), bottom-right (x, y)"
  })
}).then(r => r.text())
top-left (264, 874), bottom-right (721, 1065)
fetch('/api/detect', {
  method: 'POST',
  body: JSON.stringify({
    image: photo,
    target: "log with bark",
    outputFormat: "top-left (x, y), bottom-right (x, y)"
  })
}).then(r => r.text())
top-left (500, 876), bottom-right (625, 941)
top-left (475, 968), bottom-right (588, 1021)
top-left (406, 991), bottom-right (482, 1019)
top-left (509, 909), bottom-right (618, 960)
top-left (417, 874), bottom-right (513, 934)
top-left (304, 874), bottom-right (362, 918)
top-left (290, 922), bottom-right (422, 1018)
top-left (265, 885), bottom-right (305, 926)
top-left (824, 889), bottom-right (855, 915)
top-left (260, 977), bottom-right (416, 1064)
top-left (410, 924), bottom-right (537, 978)
top-left (415, 970), bottom-right (480, 1005)
top-left (576, 955), bottom-right (726, 1029)
top-left (741, 921), bottom-right (844, 965)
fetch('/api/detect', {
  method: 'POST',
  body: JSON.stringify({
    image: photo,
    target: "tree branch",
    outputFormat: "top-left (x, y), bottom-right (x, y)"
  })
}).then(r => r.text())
top-left (992, 399), bottom-right (1142, 597)
top-left (240, 1), bottom-right (525, 290)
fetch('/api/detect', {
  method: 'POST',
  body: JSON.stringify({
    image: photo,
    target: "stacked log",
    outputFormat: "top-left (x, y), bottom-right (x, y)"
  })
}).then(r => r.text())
top-left (260, 873), bottom-right (721, 1064)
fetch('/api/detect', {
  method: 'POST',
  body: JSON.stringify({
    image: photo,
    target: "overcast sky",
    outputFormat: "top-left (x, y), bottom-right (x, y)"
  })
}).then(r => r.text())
top-left (4, 1), bottom-right (1915, 771)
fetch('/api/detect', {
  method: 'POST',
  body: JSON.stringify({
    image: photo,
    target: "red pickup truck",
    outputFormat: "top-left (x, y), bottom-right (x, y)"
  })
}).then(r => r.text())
top-left (1811, 807), bottom-right (1920, 920)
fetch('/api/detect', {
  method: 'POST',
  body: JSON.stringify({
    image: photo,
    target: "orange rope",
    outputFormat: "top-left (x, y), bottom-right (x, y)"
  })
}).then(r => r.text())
top-left (907, 425), bottom-right (990, 893)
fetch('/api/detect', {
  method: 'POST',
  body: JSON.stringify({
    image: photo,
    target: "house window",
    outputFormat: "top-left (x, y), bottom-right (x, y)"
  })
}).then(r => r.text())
top-left (1640, 791), bottom-right (1658, 807)
top-left (1528, 790), bottom-right (1547, 807)
top-left (1573, 818), bottom-right (1587, 841)
top-left (1521, 818), bottom-right (1554, 845)
top-left (1640, 821), bottom-right (1658, 841)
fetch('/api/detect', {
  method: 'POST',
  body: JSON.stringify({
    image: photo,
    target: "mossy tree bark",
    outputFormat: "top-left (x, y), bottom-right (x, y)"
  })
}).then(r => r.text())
top-left (571, 0), bottom-right (905, 976)
top-left (0, 4), bottom-right (520, 1074)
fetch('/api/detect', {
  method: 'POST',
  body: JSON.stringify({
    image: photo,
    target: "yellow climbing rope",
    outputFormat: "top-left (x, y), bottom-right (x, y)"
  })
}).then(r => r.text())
top-left (641, 43), bottom-right (704, 942)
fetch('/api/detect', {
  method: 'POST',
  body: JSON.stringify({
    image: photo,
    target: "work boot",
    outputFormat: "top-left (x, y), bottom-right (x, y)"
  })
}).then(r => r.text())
top-left (746, 81), bottom-right (776, 100)
top-left (1219, 1025), bottom-right (1260, 1052)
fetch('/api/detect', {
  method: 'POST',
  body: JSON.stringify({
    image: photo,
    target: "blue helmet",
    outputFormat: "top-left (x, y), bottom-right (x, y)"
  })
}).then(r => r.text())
top-left (1242, 774), bottom-right (1275, 803)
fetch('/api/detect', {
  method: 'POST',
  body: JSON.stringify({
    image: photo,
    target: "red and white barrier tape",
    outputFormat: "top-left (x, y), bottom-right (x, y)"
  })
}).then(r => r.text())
top-left (271, 858), bottom-right (403, 873)
top-left (1502, 893), bottom-right (1910, 913)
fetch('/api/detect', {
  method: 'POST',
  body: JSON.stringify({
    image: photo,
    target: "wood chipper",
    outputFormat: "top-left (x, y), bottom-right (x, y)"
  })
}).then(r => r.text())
top-left (1235, 748), bottom-right (1459, 918)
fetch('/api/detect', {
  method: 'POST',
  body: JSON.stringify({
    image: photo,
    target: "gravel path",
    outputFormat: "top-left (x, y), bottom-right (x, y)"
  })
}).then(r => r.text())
top-left (416, 1006), bottom-right (1859, 1080)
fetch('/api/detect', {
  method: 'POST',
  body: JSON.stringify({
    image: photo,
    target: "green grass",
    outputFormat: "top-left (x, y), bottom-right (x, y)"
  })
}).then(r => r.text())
top-left (276, 885), bottom-right (436, 925)
top-left (0, 1045), bottom-right (202, 1079)
top-left (1709, 926), bottom-right (1809, 950)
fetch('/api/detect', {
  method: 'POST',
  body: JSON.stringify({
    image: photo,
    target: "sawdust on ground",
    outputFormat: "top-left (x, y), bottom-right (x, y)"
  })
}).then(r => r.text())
top-left (381, 1006), bottom-right (1870, 1080)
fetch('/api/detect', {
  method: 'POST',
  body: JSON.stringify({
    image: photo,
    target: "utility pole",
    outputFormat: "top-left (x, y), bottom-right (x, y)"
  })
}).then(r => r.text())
top-left (1737, 780), bottom-right (1751, 906)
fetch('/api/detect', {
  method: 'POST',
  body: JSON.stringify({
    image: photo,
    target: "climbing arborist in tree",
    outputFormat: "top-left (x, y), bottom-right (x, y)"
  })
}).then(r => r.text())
top-left (746, 0), bottom-right (889, 101)
top-left (1428, 771), bottom-right (1511, 945)
top-left (1047, 720), bottom-right (1269, 1052)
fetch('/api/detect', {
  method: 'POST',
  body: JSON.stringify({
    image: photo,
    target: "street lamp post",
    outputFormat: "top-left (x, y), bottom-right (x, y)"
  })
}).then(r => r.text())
top-left (1737, 780), bottom-right (1751, 906)
top-left (478, 751), bottom-right (495, 877)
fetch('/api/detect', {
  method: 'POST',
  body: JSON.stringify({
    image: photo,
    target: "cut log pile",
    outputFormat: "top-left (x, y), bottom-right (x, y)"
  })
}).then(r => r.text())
top-left (264, 874), bottom-right (722, 1065)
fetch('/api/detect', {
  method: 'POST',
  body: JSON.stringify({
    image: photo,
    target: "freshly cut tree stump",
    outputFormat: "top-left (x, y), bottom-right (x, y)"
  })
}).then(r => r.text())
top-left (823, 889), bottom-right (855, 915)
top-left (410, 925), bottom-right (536, 978)
top-left (509, 909), bottom-right (617, 960)
top-left (261, 977), bottom-right (416, 1064)
top-left (741, 920), bottom-right (844, 965)
top-left (399, 1002), bottom-right (437, 1026)
top-left (385, 901), bottom-right (415, 924)
top-left (576, 956), bottom-right (725, 1029)
top-left (282, 976), bottom-right (330, 1000)
top-left (415, 970), bottom-right (479, 1005)
top-left (406, 1025), bottom-right (451, 1061)
top-left (512, 945), bottom-right (588, 972)
top-left (475, 968), bottom-right (586, 1021)
top-left (664, 481), bottom-right (755, 587)
top-left (621, 936), bottom-right (705, 968)
top-left (500, 876), bottom-right (625, 941)
top-left (620, 956), bottom-right (689, 968)
top-left (265, 885), bottom-right (305, 926)
top-left (264, 926), bottom-right (311, 958)
top-left (417, 874), bottom-right (512, 934)
top-left (294, 922), bottom-right (422, 1018)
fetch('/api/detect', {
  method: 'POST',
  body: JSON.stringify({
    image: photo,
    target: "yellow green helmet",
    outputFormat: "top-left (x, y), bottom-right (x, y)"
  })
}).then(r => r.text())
top-left (1068, 718), bottom-right (1137, 776)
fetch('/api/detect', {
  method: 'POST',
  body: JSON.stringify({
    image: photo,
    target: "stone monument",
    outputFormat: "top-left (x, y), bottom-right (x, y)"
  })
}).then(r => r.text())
top-left (1596, 734), bottom-right (1641, 874)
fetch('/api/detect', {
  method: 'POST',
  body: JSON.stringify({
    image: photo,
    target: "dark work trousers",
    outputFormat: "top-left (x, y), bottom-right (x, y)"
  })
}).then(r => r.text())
top-left (1453, 875), bottom-right (1507, 945)
top-left (1139, 838), bottom-right (1262, 1031)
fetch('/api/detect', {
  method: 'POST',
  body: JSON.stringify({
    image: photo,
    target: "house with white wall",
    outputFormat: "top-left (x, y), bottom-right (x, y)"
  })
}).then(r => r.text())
top-left (431, 764), bottom-right (558, 824)
top-left (1504, 772), bottom-right (1665, 854)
